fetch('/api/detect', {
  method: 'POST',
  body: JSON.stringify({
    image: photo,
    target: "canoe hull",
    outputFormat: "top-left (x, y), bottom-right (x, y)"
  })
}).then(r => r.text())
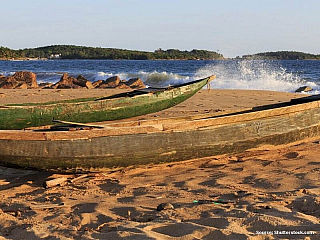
top-left (0, 76), bottom-right (213, 130)
top-left (1, 101), bottom-right (320, 172)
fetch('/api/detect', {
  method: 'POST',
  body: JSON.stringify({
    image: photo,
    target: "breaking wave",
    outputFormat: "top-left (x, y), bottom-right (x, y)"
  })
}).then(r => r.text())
top-left (194, 60), bottom-right (319, 93)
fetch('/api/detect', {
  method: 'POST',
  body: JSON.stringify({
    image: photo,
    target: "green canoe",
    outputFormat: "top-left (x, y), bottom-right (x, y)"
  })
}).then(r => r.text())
top-left (0, 75), bottom-right (216, 130)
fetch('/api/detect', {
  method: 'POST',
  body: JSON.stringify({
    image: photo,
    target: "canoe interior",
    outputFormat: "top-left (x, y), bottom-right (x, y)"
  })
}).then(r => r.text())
top-left (0, 94), bottom-right (320, 172)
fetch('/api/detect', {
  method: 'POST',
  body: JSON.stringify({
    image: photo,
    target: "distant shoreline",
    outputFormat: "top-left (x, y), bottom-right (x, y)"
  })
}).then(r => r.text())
top-left (1, 45), bottom-right (319, 60)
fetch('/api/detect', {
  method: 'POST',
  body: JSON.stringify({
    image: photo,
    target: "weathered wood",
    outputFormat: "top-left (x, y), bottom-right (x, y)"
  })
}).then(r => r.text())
top-left (69, 174), bottom-right (88, 183)
top-left (43, 177), bottom-right (68, 188)
top-left (0, 96), bottom-right (320, 172)
top-left (0, 98), bottom-right (318, 141)
top-left (29, 203), bottom-right (65, 210)
top-left (0, 76), bottom-right (215, 130)
top-left (52, 120), bottom-right (106, 129)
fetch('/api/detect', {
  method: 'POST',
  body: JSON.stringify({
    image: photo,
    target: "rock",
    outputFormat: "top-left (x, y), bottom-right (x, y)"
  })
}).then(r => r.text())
top-left (115, 82), bottom-right (132, 89)
top-left (288, 197), bottom-right (320, 214)
top-left (92, 80), bottom-right (104, 88)
top-left (100, 76), bottom-right (121, 88)
top-left (52, 73), bottom-right (92, 89)
top-left (75, 75), bottom-right (94, 89)
top-left (0, 71), bottom-right (38, 89)
top-left (11, 71), bottom-right (38, 88)
top-left (0, 81), bottom-right (16, 89)
top-left (39, 82), bottom-right (54, 89)
top-left (156, 203), bottom-right (174, 211)
top-left (126, 78), bottom-right (146, 89)
top-left (16, 83), bottom-right (28, 89)
top-left (295, 86), bottom-right (313, 93)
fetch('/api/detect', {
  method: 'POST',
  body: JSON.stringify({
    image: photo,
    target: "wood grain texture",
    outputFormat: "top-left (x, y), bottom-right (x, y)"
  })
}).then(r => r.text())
top-left (0, 100), bottom-right (320, 172)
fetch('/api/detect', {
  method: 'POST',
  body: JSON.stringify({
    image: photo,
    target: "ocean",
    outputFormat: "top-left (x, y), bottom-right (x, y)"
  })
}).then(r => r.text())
top-left (0, 59), bottom-right (320, 93)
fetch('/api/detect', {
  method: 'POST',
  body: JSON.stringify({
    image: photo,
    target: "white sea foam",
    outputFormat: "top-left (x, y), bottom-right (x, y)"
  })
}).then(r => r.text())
top-left (194, 60), bottom-right (320, 93)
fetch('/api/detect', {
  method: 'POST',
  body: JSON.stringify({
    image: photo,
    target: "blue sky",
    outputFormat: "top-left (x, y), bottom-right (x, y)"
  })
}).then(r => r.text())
top-left (1, 0), bottom-right (319, 57)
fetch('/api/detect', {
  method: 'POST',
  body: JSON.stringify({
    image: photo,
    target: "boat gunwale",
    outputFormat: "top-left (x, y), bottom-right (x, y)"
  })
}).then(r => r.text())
top-left (0, 98), bottom-right (319, 141)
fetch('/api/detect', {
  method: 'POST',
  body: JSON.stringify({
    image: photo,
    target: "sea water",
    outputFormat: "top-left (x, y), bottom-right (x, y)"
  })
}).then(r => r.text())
top-left (0, 59), bottom-right (320, 93)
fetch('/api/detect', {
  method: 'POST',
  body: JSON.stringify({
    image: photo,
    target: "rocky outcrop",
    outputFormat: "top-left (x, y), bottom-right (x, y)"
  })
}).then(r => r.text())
top-left (95, 76), bottom-right (146, 89)
top-left (0, 71), bottom-right (38, 89)
top-left (98, 76), bottom-right (121, 88)
top-left (76, 75), bottom-right (94, 89)
top-left (38, 82), bottom-right (54, 89)
top-left (92, 80), bottom-right (104, 88)
top-left (295, 86), bottom-right (313, 93)
top-left (52, 73), bottom-right (93, 89)
top-left (126, 78), bottom-right (146, 89)
top-left (0, 72), bottom-right (146, 90)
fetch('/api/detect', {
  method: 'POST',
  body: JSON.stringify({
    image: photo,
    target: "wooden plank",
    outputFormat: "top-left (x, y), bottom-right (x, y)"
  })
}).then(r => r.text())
top-left (52, 120), bottom-right (106, 128)
top-left (0, 100), bottom-right (319, 141)
top-left (162, 100), bottom-right (320, 131)
top-left (0, 106), bottom-right (320, 171)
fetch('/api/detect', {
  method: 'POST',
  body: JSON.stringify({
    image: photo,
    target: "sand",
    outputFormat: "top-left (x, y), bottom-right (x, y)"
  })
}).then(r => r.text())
top-left (0, 89), bottom-right (319, 239)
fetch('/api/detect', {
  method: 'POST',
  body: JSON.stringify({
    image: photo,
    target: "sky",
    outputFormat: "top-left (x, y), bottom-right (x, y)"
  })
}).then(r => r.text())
top-left (1, 0), bottom-right (319, 57)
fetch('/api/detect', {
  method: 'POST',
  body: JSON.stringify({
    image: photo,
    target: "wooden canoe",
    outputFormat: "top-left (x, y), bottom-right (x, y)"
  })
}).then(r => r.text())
top-left (0, 75), bottom-right (216, 130)
top-left (0, 94), bottom-right (320, 172)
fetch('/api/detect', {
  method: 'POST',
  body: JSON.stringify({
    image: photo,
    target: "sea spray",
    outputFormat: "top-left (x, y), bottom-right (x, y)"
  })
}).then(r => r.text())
top-left (194, 60), bottom-right (318, 93)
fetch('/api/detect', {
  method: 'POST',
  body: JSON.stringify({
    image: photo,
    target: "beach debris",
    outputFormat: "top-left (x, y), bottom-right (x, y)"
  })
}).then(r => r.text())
top-left (29, 203), bottom-right (65, 210)
top-left (233, 190), bottom-right (251, 198)
top-left (295, 86), bottom-right (313, 93)
top-left (1, 209), bottom-right (22, 217)
top-left (68, 174), bottom-right (89, 183)
top-left (193, 199), bottom-right (234, 205)
top-left (157, 203), bottom-right (174, 211)
top-left (43, 177), bottom-right (68, 188)
top-left (43, 173), bottom-right (104, 188)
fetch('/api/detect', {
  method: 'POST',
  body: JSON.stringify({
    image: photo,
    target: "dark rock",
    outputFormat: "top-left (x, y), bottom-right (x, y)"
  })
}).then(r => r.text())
top-left (39, 82), bottom-right (54, 89)
top-left (100, 76), bottom-right (121, 88)
top-left (126, 78), bottom-right (146, 89)
top-left (295, 86), bottom-right (313, 93)
top-left (115, 82), bottom-right (132, 89)
top-left (16, 83), bottom-right (28, 89)
top-left (156, 203), bottom-right (174, 211)
top-left (92, 80), bottom-right (104, 88)
top-left (0, 71), bottom-right (38, 89)
top-left (52, 73), bottom-right (81, 89)
top-left (52, 73), bottom-right (93, 89)
top-left (76, 75), bottom-right (94, 89)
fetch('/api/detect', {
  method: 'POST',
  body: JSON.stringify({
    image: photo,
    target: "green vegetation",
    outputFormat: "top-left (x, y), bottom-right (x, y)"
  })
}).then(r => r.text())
top-left (0, 45), bottom-right (223, 60)
top-left (242, 51), bottom-right (320, 60)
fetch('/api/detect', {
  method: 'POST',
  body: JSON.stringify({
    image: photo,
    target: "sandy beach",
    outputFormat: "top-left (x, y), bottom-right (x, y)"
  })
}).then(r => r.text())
top-left (0, 89), bottom-right (319, 239)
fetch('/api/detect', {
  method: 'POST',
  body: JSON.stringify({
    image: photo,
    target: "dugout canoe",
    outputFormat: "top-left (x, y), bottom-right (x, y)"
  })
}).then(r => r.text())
top-left (0, 94), bottom-right (320, 172)
top-left (0, 75), bottom-right (215, 130)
